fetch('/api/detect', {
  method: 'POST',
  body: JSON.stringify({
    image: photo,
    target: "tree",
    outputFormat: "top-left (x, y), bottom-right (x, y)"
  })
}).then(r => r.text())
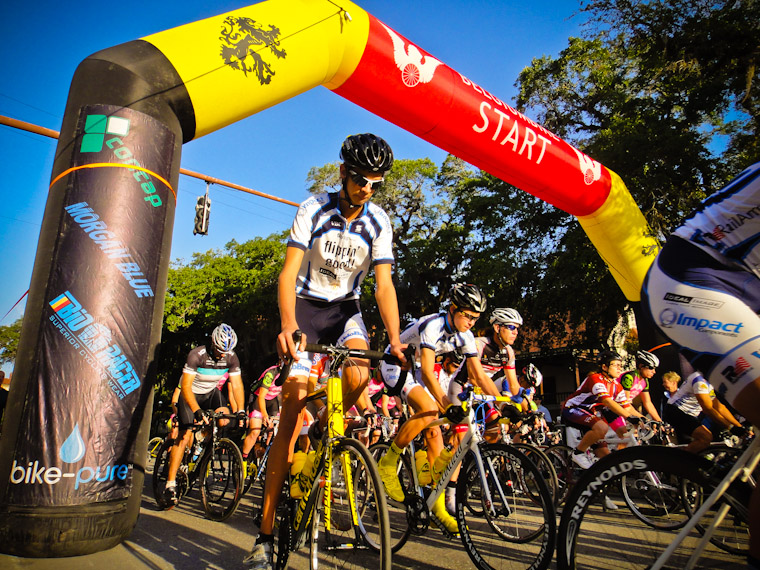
top-left (158, 236), bottom-right (286, 394)
top-left (505, 0), bottom-right (759, 348)
top-left (0, 318), bottom-right (22, 366)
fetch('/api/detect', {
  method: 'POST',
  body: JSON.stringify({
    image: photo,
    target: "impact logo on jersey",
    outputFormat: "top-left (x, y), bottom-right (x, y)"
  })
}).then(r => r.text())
top-left (658, 308), bottom-right (743, 335)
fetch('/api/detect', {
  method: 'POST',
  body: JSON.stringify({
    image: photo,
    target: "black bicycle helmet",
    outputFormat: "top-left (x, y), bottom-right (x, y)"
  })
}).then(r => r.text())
top-left (443, 350), bottom-right (465, 366)
top-left (636, 350), bottom-right (660, 368)
top-left (340, 133), bottom-right (394, 173)
top-left (449, 283), bottom-right (488, 313)
top-left (598, 350), bottom-right (622, 368)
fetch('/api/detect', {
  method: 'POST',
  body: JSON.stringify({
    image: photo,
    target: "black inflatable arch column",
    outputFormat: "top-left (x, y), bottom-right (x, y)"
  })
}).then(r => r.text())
top-left (0, 40), bottom-right (193, 556)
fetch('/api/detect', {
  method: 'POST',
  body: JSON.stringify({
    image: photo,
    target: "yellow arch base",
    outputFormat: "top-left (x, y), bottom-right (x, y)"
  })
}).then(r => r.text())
top-left (577, 169), bottom-right (659, 301)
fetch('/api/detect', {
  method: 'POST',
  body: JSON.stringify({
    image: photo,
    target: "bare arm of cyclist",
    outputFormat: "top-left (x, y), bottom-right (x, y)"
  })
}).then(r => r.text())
top-left (374, 263), bottom-right (405, 363)
top-left (180, 370), bottom-right (203, 421)
top-left (277, 246), bottom-right (307, 359)
top-left (229, 372), bottom-right (245, 414)
top-left (418, 346), bottom-right (451, 413)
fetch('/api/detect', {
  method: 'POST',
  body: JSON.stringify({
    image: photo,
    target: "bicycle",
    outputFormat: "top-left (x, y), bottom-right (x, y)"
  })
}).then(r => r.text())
top-left (267, 333), bottom-right (397, 570)
top-left (372, 384), bottom-right (557, 570)
top-left (147, 435), bottom-right (164, 468)
top-left (152, 411), bottom-right (245, 521)
top-left (243, 418), bottom-right (279, 526)
top-left (557, 434), bottom-right (759, 569)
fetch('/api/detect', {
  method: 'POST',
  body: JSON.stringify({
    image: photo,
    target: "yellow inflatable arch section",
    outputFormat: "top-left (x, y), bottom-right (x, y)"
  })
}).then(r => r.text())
top-left (0, 0), bottom-right (658, 558)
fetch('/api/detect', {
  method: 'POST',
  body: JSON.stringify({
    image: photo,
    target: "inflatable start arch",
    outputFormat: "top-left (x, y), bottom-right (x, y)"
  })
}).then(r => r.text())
top-left (0, 0), bottom-right (658, 556)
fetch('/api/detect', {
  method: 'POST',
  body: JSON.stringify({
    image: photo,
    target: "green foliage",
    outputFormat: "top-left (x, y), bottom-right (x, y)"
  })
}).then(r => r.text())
top-left (157, 236), bottom-right (286, 392)
top-left (0, 318), bottom-right (22, 366)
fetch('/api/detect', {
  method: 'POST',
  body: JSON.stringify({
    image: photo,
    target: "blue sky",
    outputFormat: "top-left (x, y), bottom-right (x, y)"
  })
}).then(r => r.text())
top-left (0, 0), bottom-right (583, 332)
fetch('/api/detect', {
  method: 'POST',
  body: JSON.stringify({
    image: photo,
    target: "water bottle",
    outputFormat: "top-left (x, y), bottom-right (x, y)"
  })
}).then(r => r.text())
top-left (290, 451), bottom-right (308, 498)
top-left (415, 449), bottom-right (431, 485)
top-left (432, 447), bottom-right (453, 483)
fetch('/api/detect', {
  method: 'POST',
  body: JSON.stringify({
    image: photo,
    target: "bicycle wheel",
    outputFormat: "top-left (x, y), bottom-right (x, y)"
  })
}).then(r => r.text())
top-left (199, 437), bottom-right (244, 521)
top-left (147, 436), bottom-right (164, 469)
top-left (558, 445), bottom-right (739, 569)
top-left (510, 443), bottom-right (559, 507)
top-left (544, 443), bottom-right (576, 506)
top-left (456, 443), bottom-right (556, 570)
top-left (309, 438), bottom-right (391, 570)
top-left (696, 445), bottom-right (751, 556)
top-left (368, 442), bottom-right (413, 553)
top-left (620, 465), bottom-right (694, 530)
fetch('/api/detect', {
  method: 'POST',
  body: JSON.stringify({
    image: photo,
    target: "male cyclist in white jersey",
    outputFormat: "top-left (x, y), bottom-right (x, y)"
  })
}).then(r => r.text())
top-left (246, 134), bottom-right (405, 570)
top-left (376, 284), bottom-right (503, 535)
top-left (162, 323), bottom-right (245, 506)
top-left (641, 161), bottom-right (760, 567)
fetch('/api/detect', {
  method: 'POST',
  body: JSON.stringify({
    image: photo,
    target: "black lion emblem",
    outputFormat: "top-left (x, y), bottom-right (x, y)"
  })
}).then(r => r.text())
top-left (220, 16), bottom-right (287, 85)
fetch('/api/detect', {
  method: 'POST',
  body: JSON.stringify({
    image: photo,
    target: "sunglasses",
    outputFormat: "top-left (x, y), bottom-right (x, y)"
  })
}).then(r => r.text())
top-left (503, 324), bottom-right (520, 332)
top-left (348, 169), bottom-right (384, 190)
top-left (457, 310), bottom-right (480, 322)
top-left (644, 365), bottom-right (656, 370)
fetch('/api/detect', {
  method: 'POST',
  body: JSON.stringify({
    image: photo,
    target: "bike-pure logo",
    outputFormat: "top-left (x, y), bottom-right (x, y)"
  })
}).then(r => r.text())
top-left (49, 291), bottom-right (142, 399)
top-left (64, 202), bottom-right (154, 298)
top-left (721, 356), bottom-right (753, 386)
top-left (664, 292), bottom-right (724, 310)
top-left (79, 113), bottom-right (163, 208)
top-left (10, 424), bottom-right (130, 490)
top-left (658, 308), bottom-right (743, 336)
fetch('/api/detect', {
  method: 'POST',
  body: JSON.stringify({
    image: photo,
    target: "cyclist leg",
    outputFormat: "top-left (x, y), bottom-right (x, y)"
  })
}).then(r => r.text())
top-left (258, 371), bottom-right (309, 536)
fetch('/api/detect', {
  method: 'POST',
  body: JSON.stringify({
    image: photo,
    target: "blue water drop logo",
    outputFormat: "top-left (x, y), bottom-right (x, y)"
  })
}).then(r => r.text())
top-left (59, 424), bottom-right (86, 463)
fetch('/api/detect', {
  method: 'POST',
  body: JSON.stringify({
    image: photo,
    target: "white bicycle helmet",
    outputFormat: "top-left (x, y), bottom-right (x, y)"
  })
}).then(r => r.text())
top-left (211, 323), bottom-right (238, 353)
top-left (490, 308), bottom-right (523, 326)
top-left (636, 350), bottom-right (660, 368)
top-left (522, 363), bottom-right (543, 387)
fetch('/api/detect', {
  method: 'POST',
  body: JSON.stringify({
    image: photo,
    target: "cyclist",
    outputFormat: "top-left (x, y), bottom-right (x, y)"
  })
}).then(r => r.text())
top-left (162, 323), bottom-right (245, 506)
top-left (473, 307), bottom-right (523, 397)
top-left (376, 284), bottom-right (503, 535)
top-left (662, 359), bottom-right (745, 452)
top-left (640, 162), bottom-right (760, 568)
top-left (241, 365), bottom-right (281, 466)
top-left (561, 350), bottom-right (643, 470)
top-left (616, 350), bottom-right (663, 422)
top-left (246, 134), bottom-right (405, 570)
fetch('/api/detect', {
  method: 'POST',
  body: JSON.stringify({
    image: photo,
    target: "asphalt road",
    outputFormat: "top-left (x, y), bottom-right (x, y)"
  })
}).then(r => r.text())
top-left (0, 457), bottom-right (745, 570)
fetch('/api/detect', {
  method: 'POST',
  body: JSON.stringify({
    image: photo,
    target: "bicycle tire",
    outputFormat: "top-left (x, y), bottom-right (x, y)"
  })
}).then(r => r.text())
top-left (199, 437), bottom-right (244, 521)
top-left (456, 443), bottom-right (556, 570)
top-left (509, 442), bottom-right (559, 507)
top-left (544, 443), bottom-right (577, 506)
top-left (368, 441), bottom-right (414, 553)
top-left (557, 445), bottom-right (738, 570)
top-left (309, 438), bottom-right (391, 570)
top-left (695, 445), bottom-right (751, 556)
top-left (620, 463), bottom-right (693, 530)
top-left (274, 497), bottom-right (293, 570)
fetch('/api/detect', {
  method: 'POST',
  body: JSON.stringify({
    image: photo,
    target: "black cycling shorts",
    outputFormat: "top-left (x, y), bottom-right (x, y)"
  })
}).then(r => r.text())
top-left (177, 389), bottom-right (228, 428)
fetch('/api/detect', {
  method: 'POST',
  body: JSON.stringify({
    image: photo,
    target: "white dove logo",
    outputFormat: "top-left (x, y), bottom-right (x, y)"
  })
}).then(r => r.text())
top-left (380, 23), bottom-right (442, 87)
top-left (571, 147), bottom-right (602, 185)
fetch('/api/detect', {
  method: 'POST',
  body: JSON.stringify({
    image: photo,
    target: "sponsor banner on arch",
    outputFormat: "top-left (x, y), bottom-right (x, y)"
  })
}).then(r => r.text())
top-left (6, 105), bottom-right (175, 506)
top-left (333, 15), bottom-right (611, 217)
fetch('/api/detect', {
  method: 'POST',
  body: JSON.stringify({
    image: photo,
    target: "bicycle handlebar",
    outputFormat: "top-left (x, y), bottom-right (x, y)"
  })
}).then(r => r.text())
top-left (274, 329), bottom-right (415, 387)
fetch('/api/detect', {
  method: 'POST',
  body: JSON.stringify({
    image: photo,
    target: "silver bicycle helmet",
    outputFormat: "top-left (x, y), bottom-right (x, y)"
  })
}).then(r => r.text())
top-left (636, 350), bottom-right (660, 368)
top-left (211, 323), bottom-right (237, 353)
top-left (490, 308), bottom-right (523, 326)
top-left (449, 283), bottom-right (488, 313)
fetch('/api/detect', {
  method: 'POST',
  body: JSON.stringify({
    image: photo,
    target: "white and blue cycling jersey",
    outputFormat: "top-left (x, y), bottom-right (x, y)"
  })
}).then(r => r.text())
top-left (289, 192), bottom-right (394, 303)
top-left (379, 312), bottom-right (478, 396)
top-left (642, 161), bottom-right (760, 405)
